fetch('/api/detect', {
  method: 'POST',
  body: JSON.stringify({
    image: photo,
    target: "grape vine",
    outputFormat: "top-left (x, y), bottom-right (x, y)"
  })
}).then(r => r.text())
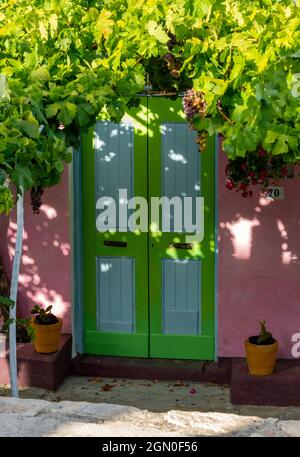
top-left (0, 0), bottom-right (299, 210)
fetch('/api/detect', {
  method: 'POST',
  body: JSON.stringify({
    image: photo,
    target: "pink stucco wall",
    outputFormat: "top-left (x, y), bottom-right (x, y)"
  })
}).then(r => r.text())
top-left (0, 168), bottom-right (71, 333)
top-left (1, 150), bottom-right (300, 358)
top-left (218, 146), bottom-right (300, 359)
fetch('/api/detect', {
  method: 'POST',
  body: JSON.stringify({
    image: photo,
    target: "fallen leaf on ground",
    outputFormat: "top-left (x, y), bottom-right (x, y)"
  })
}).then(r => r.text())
top-left (189, 388), bottom-right (197, 395)
top-left (173, 380), bottom-right (189, 387)
top-left (101, 384), bottom-right (114, 392)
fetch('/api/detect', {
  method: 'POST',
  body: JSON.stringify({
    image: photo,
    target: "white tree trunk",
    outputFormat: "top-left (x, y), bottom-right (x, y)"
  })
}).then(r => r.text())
top-left (9, 187), bottom-right (24, 397)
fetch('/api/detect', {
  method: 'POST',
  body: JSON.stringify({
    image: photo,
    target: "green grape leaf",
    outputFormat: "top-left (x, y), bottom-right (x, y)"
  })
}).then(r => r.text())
top-left (146, 21), bottom-right (169, 44)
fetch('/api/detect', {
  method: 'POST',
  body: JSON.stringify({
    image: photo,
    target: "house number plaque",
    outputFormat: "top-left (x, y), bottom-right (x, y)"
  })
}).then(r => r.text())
top-left (266, 186), bottom-right (284, 200)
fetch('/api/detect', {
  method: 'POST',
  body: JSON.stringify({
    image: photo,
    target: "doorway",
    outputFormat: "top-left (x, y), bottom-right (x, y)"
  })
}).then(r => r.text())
top-left (81, 96), bottom-right (216, 360)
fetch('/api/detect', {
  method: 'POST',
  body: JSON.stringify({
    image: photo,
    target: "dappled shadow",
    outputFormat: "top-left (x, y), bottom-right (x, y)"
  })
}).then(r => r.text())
top-left (218, 144), bottom-right (300, 359)
top-left (0, 169), bottom-right (71, 332)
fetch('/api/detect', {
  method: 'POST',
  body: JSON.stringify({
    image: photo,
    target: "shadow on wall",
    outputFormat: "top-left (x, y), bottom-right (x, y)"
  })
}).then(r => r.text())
top-left (218, 149), bottom-right (300, 359)
top-left (0, 169), bottom-right (71, 333)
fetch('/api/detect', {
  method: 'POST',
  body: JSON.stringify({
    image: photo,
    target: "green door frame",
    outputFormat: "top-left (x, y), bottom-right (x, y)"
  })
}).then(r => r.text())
top-left (71, 96), bottom-right (219, 360)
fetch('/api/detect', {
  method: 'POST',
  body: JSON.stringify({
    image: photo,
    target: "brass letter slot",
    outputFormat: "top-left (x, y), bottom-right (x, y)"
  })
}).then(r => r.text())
top-left (104, 240), bottom-right (127, 248)
top-left (169, 242), bottom-right (193, 250)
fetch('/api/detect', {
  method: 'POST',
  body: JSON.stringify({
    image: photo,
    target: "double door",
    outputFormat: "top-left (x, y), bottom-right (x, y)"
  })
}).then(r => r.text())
top-left (82, 97), bottom-right (215, 360)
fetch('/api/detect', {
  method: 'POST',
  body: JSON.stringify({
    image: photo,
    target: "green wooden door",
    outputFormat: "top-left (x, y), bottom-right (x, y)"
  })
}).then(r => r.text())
top-left (148, 97), bottom-right (215, 360)
top-left (82, 100), bottom-right (149, 357)
top-left (81, 96), bottom-right (215, 360)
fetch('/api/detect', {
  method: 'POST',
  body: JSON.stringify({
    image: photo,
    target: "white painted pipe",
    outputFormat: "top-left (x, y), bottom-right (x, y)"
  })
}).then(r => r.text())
top-left (9, 187), bottom-right (24, 397)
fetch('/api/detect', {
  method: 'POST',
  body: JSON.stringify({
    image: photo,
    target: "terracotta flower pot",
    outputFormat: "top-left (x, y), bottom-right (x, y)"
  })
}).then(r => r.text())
top-left (31, 317), bottom-right (62, 354)
top-left (245, 339), bottom-right (279, 376)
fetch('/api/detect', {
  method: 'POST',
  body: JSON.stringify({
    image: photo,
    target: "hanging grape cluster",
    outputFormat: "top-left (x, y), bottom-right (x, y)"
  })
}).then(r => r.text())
top-left (196, 131), bottom-right (208, 152)
top-left (30, 187), bottom-right (44, 214)
top-left (163, 53), bottom-right (181, 79)
top-left (183, 89), bottom-right (208, 152)
top-left (167, 33), bottom-right (177, 50)
top-left (162, 33), bottom-right (182, 79)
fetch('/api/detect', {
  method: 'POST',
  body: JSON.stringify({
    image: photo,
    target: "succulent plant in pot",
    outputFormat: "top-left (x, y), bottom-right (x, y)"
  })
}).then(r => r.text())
top-left (245, 321), bottom-right (279, 376)
top-left (30, 305), bottom-right (62, 354)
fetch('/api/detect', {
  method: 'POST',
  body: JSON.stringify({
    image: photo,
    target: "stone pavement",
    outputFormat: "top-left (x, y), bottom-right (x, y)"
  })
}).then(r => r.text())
top-left (1, 396), bottom-right (300, 437)
top-left (2, 375), bottom-right (300, 420)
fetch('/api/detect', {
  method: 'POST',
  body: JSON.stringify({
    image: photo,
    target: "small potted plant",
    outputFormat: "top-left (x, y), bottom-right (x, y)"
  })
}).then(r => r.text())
top-left (245, 321), bottom-right (279, 376)
top-left (30, 305), bottom-right (62, 353)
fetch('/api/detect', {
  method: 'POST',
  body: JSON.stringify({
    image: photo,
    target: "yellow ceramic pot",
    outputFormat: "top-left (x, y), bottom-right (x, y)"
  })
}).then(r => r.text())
top-left (245, 339), bottom-right (279, 376)
top-left (31, 317), bottom-right (62, 354)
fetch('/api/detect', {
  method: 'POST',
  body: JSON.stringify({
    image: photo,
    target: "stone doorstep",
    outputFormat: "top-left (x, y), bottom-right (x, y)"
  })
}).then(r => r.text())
top-left (0, 334), bottom-right (72, 391)
top-left (73, 355), bottom-right (300, 407)
top-left (71, 354), bottom-right (232, 384)
top-left (231, 357), bottom-right (300, 407)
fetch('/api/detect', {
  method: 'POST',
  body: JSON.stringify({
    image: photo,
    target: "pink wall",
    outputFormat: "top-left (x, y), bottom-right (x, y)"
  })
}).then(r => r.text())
top-left (1, 150), bottom-right (300, 358)
top-left (218, 147), bottom-right (300, 359)
top-left (0, 168), bottom-right (71, 333)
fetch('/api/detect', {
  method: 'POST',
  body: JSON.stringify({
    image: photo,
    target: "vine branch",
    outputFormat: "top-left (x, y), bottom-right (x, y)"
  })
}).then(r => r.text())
top-left (217, 99), bottom-right (234, 125)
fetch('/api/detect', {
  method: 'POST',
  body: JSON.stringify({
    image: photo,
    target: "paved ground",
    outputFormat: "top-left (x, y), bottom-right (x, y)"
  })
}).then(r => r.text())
top-left (1, 375), bottom-right (300, 419)
top-left (1, 376), bottom-right (300, 436)
top-left (0, 396), bottom-right (300, 437)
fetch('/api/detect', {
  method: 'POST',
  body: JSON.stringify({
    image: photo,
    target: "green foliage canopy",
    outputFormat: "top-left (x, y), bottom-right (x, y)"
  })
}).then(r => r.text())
top-left (0, 0), bottom-right (137, 213)
top-left (101, 0), bottom-right (300, 157)
top-left (0, 0), bottom-right (299, 213)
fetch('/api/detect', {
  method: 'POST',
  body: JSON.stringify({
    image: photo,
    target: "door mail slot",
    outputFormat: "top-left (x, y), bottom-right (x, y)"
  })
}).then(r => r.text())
top-left (169, 242), bottom-right (193, 250)
top-left (104, 240), bottom-right (127, 248)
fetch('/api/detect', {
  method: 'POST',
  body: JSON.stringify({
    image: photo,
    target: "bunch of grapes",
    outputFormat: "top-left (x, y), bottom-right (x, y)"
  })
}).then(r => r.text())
top-left (163, 53), bottom-right (181, 79)
top-left (183, 89), bottom-right (207, 122)
top-left (30, 186), bottom-right (44, 214)
top-left (162, 32), bottom-right (184, 79)
top-left (167, 33), bottom-right (177, 51)
top-left (183, 89), bottom-right (208, 152)
top-left (196, 131), bottom-right (208, 152)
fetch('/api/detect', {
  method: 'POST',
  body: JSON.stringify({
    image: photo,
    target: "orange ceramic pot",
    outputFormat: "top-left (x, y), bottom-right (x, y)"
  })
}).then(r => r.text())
top-left (245, 339), bottom-right (279, 376)
top-left (31, 318), bottom-right (62, 354)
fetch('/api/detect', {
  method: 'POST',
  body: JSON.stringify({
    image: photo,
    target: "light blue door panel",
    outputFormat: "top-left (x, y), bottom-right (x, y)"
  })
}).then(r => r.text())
top-left (161, 123), bottom-right (200, 232)
top-left (96, 257), bottom-right (135, 333)
top-left (162, 259), bottom-right (201, 335)
top-left (94, 121), bottom-right (134, 231)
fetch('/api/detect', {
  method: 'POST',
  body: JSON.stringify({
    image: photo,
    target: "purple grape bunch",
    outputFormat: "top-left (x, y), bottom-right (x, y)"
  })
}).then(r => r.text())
top-left (30, 186), bottom-right (44, 214)
top-left (183, 89), bottom-right (208, 152)
top-left (182, 89), bottom-right (207, 123)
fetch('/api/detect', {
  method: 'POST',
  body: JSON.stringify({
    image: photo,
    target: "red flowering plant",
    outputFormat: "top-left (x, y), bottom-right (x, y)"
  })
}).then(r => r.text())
top-left (225, 148), bottom-right (293, 198)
